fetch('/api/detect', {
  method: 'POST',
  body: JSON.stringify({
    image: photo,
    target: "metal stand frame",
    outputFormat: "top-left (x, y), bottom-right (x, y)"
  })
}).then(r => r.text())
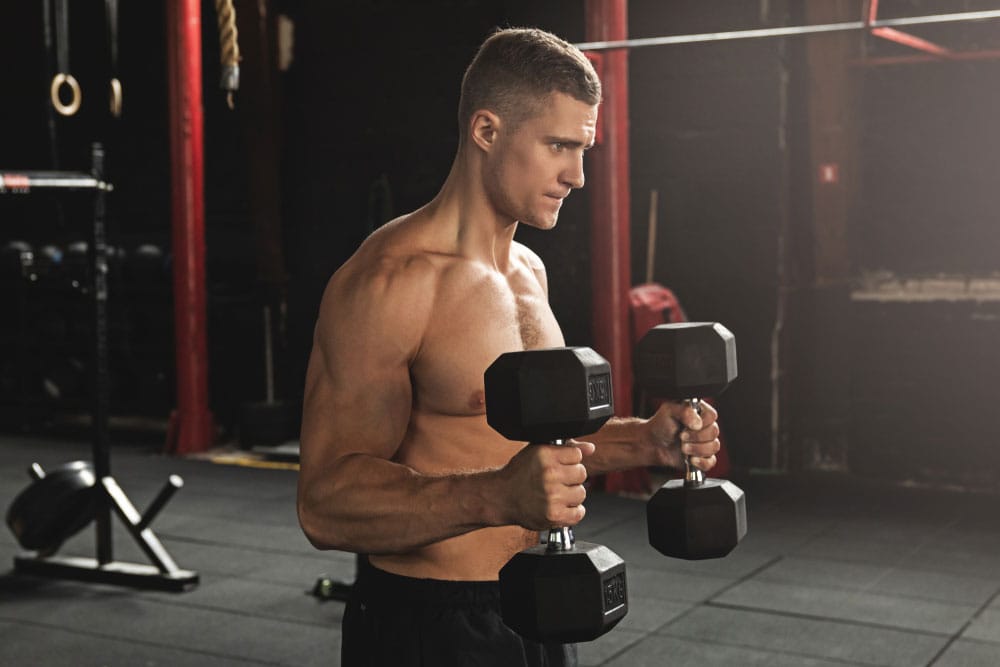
top-left (2, 144), bottom-right (199, 592)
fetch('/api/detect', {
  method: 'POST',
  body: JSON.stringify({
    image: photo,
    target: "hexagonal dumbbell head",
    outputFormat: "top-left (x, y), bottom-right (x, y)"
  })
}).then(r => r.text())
top-left (485, 347), bottom-right (614, 442)
top-left (635, 322), bottom-right (746, 560)
top-left (646, 479), bottom-right (747, 559)
top-left (500, 542), bottom-right (628, 643)
top-left (634, 322), bottom-right (737, 400)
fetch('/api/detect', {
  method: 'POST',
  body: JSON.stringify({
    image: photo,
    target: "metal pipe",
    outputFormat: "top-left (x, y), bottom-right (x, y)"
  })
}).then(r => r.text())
top-left (166, 0), bottom-right (213, 454)
top-left (90, 143), bottom-right (114, 564)
top-left (575, 9), bottom-right (1000, 51)
top-left (585, 0), bottom-right (633, 419)
top-left (137, 475), bottom-right (184, 531)
top-left (852, 49), bottom-right (1000, 66)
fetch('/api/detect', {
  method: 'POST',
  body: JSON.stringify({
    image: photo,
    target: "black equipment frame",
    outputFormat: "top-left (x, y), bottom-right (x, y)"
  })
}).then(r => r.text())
top-left (2, 144), bottom-right (198, 592)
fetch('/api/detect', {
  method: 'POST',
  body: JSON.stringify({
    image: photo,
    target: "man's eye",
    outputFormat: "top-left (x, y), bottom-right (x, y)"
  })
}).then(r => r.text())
top-left (552, 142), bottom-right (565, 152)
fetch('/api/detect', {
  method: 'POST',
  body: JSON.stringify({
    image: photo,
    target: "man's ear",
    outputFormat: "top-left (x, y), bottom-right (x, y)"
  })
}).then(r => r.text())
top-left (470, 109), bottom-right (502, 152)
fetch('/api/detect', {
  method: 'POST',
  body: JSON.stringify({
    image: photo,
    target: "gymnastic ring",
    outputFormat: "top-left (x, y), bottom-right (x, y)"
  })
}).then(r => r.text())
top-left (50, 73), bottom-right (82, 117)
top-left (109, 78), bottom-right (123, 118)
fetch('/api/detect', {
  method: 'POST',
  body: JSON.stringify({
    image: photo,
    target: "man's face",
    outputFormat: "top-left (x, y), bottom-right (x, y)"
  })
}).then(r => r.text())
top-left (486, 92), bottom-right (598, 230)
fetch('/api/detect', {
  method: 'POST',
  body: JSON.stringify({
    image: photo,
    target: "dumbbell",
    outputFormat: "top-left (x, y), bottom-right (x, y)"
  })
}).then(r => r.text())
top-left (635, 322), bottom-right (747, 559)
top-left (485, 347), bottom-right (628, 643)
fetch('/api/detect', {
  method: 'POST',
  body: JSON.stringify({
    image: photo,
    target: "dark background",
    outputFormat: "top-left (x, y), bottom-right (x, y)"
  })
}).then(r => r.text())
top-left (2, 0), bottom-right (999, 487)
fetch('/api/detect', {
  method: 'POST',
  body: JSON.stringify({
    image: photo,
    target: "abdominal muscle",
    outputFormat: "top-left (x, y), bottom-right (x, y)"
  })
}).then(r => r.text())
top-left (368, 408), bottom-right (540, 581)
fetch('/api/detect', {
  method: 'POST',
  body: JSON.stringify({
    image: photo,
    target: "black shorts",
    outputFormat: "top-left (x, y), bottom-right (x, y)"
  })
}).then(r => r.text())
top-left (341, 558), bottom-right (578, 667)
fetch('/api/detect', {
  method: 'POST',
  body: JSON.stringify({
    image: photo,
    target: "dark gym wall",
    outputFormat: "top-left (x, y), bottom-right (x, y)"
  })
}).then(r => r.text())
top-left (8, 0), bottom-right (999, 486)
top-left (1, 0), bottom-right (788, 467)
top-left (845, 7), bottom-right (1000, 486)
top-left (0, 0), bottom-right (262, 431)
top-left (625, 1), bottom-right (788, 470)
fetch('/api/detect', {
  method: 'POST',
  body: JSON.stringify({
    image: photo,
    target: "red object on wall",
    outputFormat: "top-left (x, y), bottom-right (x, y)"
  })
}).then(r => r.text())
top-left (165, 0), bottom-right (214, 454)
top-left (629, 283), bottom-right (688, 335)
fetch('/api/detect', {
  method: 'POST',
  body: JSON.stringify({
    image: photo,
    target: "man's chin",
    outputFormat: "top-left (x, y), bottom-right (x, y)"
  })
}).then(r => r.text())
top-left (520, 214), bottom-right (559, 231)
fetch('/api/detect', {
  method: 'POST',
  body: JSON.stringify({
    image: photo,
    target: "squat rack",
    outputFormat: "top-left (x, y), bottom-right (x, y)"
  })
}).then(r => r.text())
top-left (1, 145), bottom-right (198, 591)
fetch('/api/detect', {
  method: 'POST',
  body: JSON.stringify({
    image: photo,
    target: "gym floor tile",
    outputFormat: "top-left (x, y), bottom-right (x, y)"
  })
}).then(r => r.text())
top-left (0, 587), bottom-right (337, 665)
top-left (602, 634), bottom-right (862, 667)
top-left (625, 564), bottom-right (737, 603)
top-left (733, 526), bottom-right (829, 557)
top-left (577, 627), bottom-right (646, 666)
top-left (899, 542), bottom-right (1000, 580)
top-left (143, 575), bottom-right (344, 627)
top-left (151, 514), bottom-right (314, 553)
top-left (812, 518), bottom-right (955, 546)
top-left (752, 556), bottom-right (999, 606)
top-left (615, 595), bottom-right (692, 633)
top-left (931, 639), bottom-right (1000, 666)
top-left (962, 608), bottom-right (1000, 644)
top-left (584, 516), bottom-right (774, 576)
top-left (660, 605), bottom-right (948, 667)
top-left (0, 620), bottom-right (258, 667)
top-left (240, 549), bottom-right (358, 588)
top-left (6, 435), bottom-right (1000, 665)
top-left (119, 534), bottom-right (307, 578)
top-left (790, 533), bottom-right (925, 567)
top-left (715, 579), bottom-right (978, 634)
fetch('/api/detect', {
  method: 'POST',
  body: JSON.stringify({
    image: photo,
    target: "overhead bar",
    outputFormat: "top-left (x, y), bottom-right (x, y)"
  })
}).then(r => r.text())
top-left (574, 9), bottom-right (1000, 51)
top-left (0, 171), bottom-right (112, 192)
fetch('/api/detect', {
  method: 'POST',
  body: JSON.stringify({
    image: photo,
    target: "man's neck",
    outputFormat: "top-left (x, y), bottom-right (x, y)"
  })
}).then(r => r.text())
top-left (428, 150), bottom-right (518, 273)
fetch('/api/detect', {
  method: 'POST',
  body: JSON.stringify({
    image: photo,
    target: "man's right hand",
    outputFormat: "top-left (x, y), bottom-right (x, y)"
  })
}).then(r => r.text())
top-left (499, 441), bottom-right (596, 531)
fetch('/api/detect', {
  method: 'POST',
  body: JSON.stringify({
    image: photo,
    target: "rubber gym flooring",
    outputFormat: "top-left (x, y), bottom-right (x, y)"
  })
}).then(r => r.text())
top-left (2, 434), bottom-right (1000, 666)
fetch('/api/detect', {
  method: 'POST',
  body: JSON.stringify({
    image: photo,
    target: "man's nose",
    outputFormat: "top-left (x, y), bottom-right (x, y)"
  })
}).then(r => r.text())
top-left (562, 155), bottom-right (585, 190)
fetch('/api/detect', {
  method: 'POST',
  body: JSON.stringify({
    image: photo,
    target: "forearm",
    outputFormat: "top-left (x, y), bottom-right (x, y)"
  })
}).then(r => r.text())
top-left (582, 417), bottom-right (657, 475)
top-left (298, 453), bottom-right (507, 555)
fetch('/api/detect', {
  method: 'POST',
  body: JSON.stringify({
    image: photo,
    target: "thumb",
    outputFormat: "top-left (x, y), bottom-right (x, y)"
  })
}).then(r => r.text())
top-left (570, 439), bottom-right (596, 457)
top-left (684, 405), bottom-right (703, 431)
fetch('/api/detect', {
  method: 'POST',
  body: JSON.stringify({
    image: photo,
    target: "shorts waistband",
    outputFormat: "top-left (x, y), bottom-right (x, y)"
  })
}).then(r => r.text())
top-left (356, 558), bottom-right (501, 609)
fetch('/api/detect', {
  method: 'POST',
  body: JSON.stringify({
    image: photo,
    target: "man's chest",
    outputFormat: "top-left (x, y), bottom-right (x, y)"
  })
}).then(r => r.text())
top-left (410, 276), bottom-right (563, 416)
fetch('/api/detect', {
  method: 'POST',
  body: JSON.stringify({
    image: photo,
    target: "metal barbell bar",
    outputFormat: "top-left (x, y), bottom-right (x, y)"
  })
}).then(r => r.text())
top-left (575, 8), bottom-right (1000, 51)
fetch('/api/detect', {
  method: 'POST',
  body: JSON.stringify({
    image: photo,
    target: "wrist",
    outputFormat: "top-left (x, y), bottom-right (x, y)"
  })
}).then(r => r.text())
top-left (638, 418), bottom-right (662, 466)
top-left (476, 467), bottom-right (513, 528)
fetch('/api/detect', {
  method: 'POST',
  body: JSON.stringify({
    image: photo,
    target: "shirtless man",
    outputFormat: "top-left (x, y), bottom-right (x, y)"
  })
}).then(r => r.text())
top-left (297, 27), bottom-right (722, 667)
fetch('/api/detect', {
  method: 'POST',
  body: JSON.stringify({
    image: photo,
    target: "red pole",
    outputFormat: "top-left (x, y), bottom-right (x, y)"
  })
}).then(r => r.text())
top-left (585, 0), bottom-right (632, 417)
top-left (166, 0), bottom-right (213, 454)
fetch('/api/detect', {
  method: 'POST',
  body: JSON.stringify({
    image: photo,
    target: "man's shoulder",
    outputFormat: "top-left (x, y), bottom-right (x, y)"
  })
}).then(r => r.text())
top-left (317, 242), bottom-right (439, 357)
top-left (511, 240), bottom-right (546, 275)
top-left (338, 219), bottom-right (441, 289)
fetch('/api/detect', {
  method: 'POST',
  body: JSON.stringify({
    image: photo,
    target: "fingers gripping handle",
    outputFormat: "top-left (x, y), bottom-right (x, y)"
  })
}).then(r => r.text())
top-left (535, 438), bottom-right (577, 552)
top-left (684, 399), bottom-right (705, 487)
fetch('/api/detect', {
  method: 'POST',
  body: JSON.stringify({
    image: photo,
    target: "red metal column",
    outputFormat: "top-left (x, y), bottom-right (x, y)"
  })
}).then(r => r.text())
top-left (585, 0), bottom-right (633, 416)
top-left (166, 0), bottom-right (213, 454)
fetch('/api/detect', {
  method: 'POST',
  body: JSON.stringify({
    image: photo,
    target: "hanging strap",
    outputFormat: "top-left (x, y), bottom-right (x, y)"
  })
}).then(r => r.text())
top-left (105, 0), bottom-right (122, 117)
top-left (50, 0), bottom-right (81, 117)
top-left (41, 0), bottom-right (61, 167)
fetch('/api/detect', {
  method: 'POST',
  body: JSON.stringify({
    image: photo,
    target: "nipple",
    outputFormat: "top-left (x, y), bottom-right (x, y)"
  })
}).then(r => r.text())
top-left (470, 389), bottom-right (486, 410)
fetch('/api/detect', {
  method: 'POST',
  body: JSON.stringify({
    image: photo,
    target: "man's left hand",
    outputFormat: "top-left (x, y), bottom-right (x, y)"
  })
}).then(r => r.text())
top-left (642, 400), bottom-right (721, 471)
